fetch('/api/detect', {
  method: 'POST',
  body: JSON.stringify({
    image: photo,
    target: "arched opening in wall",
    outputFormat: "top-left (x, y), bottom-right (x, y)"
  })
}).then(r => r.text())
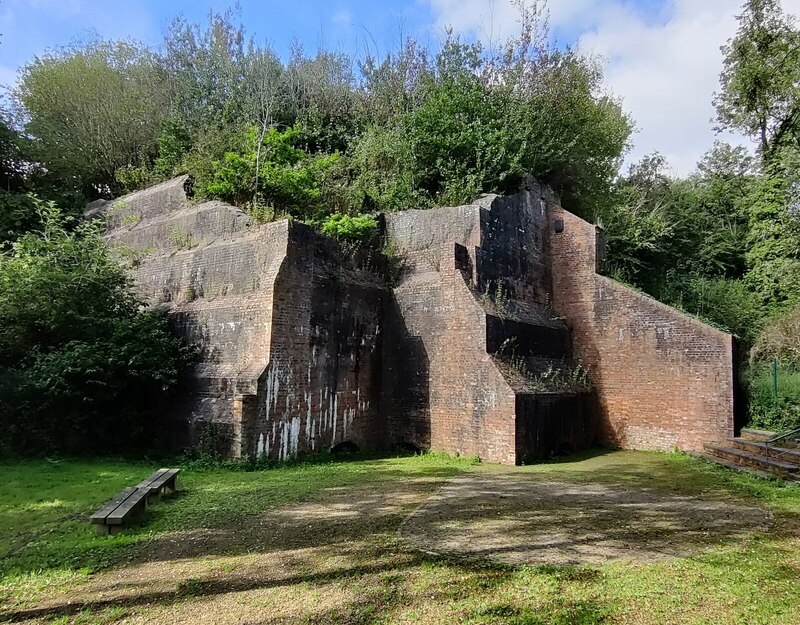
top-left (331, 441), bottom-right (360, 454)
top-left (397, 441), bottom-right (424, 455)
top-left (555, 441), bottom-right (574, 457)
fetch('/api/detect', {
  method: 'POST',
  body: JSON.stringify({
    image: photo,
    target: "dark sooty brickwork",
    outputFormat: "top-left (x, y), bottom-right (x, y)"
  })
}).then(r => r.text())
top-left (97, 176), bottom-right (734, 463)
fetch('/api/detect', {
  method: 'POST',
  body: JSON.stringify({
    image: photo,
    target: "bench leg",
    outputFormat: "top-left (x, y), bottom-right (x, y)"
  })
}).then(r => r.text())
top-left (95, 523), bottom-right (111, 535)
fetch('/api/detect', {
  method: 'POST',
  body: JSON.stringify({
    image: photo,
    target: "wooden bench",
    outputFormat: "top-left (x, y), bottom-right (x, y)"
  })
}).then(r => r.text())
top-left (89, 468), bottom-right (180, 534)
top-left (90, 487), bottom-right (149, 534)
top-left (135, 468), bottom-right (180, 503)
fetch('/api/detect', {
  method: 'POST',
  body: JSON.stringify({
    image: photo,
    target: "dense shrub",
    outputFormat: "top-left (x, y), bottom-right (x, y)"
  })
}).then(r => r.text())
top-left (745, 306), bottom-right (800, 432)
top-left (0, 200), bottom-right (191, 455)
top-left (197, 125), bottom-right (340, 219)
top-left (347, 35), bottom-right (630, 214)
top-left (747, 363), bottom-right (800, 432)
top-left (14, 40), bottom-right (167, 194)
top-left (661, 275), bottom-right (765, 344)
top-left (320, 213), bottom-right (378, 242)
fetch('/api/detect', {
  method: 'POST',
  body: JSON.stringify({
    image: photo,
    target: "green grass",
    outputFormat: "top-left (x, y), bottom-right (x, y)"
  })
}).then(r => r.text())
top-left (0, 451), bottom-right (798, 624)
top-left (0, 452), bottom-right (472, 609)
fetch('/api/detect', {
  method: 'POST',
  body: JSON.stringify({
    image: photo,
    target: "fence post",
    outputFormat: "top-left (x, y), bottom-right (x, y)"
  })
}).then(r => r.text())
top-left (772, 358), bottom-right (779, 405)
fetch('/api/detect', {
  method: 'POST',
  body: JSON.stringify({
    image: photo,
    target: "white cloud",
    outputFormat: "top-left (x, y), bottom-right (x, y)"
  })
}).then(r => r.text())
top-left (425, 0), bottom-right (800, 175)
top-left (332, 10), bottom-right (353, 26)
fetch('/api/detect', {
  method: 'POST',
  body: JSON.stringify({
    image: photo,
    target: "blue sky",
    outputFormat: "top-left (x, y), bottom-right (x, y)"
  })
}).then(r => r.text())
top-left (0, 1), bottom-right (673, 66)
top-left (2, 0), bottom-right (799, 174)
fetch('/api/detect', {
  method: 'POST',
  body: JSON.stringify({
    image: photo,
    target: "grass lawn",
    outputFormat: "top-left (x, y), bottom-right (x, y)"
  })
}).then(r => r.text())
top-left (0, 451), bottom-right (798, 624)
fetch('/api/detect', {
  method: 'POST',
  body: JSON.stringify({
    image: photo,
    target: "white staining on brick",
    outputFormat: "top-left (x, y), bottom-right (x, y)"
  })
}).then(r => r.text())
top-left (331, 392), bottom-right (338, 446)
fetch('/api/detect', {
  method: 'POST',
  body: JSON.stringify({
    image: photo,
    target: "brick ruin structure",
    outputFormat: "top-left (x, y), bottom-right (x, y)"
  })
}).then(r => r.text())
top-left (91, 176), bottom-right (735, 464)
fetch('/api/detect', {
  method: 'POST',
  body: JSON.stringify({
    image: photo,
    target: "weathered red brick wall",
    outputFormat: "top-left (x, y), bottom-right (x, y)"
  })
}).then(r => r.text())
top-left (547, 205), bottom-right (734, 451)
top-left (101, 179), bottom-right (385, 460)
top-left (106, 175), bottom-right (732, 462)
top-left (435, 247), bottom-right (518, 463)
top-left (382, 241), bottom-right (518, 464)
top-left (252, 222), bottom-right (385, 461)
top-left (382, 194), bottom-right (557, 464)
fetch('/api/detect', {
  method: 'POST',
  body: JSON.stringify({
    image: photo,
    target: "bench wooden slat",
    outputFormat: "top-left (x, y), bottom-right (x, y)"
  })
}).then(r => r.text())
top-left (90, 468), bottom-right (181, 533)
top-left (135, 468), bottom-right (170, 493)
top-left (106, 488), bottom-right (148, 524)
top-left (90, 487), bottom-right (137, 523)
top-left (147, 468), bottom-right (179, 492)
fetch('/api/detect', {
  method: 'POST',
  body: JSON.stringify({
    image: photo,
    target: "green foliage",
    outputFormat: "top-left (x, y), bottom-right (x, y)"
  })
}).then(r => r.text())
top-left (0, 115), bottom-right (40, 245)
top-left (747, 362), bottom-right (800, 431)
top-left (599, 156), bottom-right (676, 287)
top-left (320, 213), bottom-right (378, 242)
top-left (14, 39), bottom-right (167, 193)
top-left (8, 4), bottom-right (631, 221)
top-left (663, 276), bottom-right (765, 344)
top-left (0, 191), bottom-right (39, 248)
top-left (154, 119), bottom-right (192, 177)
top-left (348, 124), bottom-right (421, 211)
top-left (0, 200), bottom-right (191, 455)
top-left (162, 10), bottom-right (252, 138)
top-left (114, 164), bottom-right (157, 193)
top-left (743, 151), bottom-right (800, 307)
top-left (0, 115), bottom-right (27, 194)
top-left (715, 0), bottom-right (800, 157)
top-left (529, 362), bottom-right (593, 393)
top-left (349, 32), bottom-right (631, 214)
top-left (751, 304), bottom-right (800, 363)
top-left (600, 147), bottom-right (756, 295)
top-left (199, 125), bottom-right (340, 219)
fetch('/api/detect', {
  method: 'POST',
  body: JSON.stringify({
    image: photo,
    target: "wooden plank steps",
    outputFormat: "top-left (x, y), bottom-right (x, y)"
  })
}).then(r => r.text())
top-left (692, 452), bottom-right (778, 481)
top-left (729, 438), bottom-right (800, 464)
top-left (703, 441), bottom-right (800, 481)
top-left (90, 468), bottom-right (181, 534)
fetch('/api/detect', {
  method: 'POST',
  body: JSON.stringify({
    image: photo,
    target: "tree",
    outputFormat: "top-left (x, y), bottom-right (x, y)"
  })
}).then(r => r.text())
top-left (743, 148), bottom-right (800, 306)
top-left (161, 10), bottom-right (250, 138)
top-left (0, 200), bottom-right (191, 455)
top-left (715, 0), bottom-right (800, 158)
top-left (14, 40), bottom-right (168, 195)
top-left (349, 31), bottom-right (631, 214)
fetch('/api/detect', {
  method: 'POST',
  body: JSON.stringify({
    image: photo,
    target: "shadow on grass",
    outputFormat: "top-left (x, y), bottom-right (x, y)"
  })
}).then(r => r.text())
top-left (0, 452), bottom-right (470, 586)
top-left (2, 449), bottom-right (797, 623)
top-left (400, 453), bottom-right (785, 565)
top-left (1, 557), bottom-right (419, 622)
top-left (1, 544), bottom-right (620, 625)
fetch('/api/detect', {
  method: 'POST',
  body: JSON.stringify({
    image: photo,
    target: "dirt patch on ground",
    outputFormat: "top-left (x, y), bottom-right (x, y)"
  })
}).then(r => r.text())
top-left (3, 458), bottom-right (782, 624)
top-left (7, 476), bottom-right (444, 624)
top-left (399, 470), bottom-right (774, 565)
